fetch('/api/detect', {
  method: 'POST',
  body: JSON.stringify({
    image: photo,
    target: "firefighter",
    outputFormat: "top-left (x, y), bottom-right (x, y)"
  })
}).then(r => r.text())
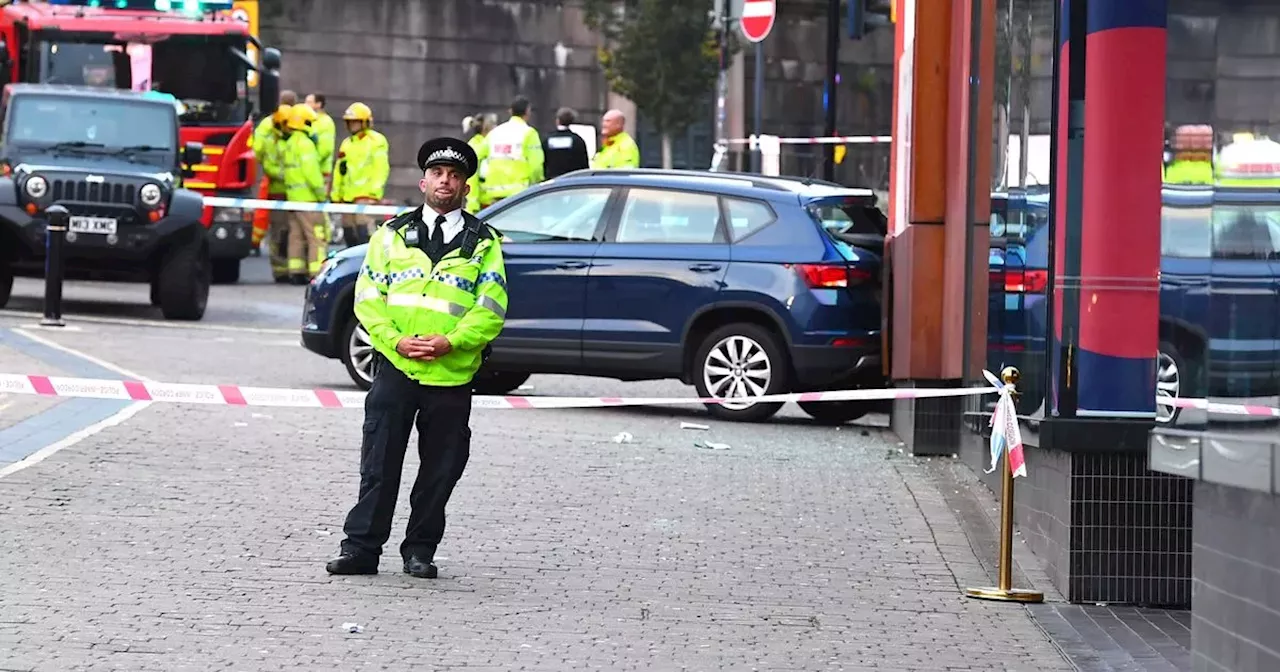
top-left (251, 90), bottom-right (297, 279)
top-left (1162, 124), bottom-right (1213, 186)
top-left (257, 104), bottom-right (294, 281)
top-left (326, 136), bottom-right (507, 579)
top-left (592, 109), bottom-right (640, 169)
top-left (482, 96), bottom-right (544, 207)
top-left (282, 103), bottom-right (328, 284)
top-left (306, 93), bottom-right (338, 244)
top-left (462, 113), bottom-right (491, 214)
top-left (331, 102), bottom-right (390, 246)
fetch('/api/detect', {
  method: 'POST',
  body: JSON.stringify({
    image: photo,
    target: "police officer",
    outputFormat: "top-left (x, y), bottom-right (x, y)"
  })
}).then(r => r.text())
top-left (542, 107), bottom-right (590, 178)
top-left (326, 137), bottom-right (509, 579)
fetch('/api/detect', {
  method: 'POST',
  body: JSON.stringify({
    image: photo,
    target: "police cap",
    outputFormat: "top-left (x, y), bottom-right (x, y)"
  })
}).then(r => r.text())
top-left (417, 137), bottom-right (478, 178)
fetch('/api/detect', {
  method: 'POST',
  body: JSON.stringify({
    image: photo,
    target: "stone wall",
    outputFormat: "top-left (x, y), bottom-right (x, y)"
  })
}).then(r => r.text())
top-left (258, 0), bottom-right (609, 201)
top-left (257, 0), bottom-right (901, 197)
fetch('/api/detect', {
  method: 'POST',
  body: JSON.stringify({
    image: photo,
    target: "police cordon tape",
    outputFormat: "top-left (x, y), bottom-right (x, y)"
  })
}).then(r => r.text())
top-left (0, 372), bottom-right (1276, 417)
top-left (0, 372), bottom-right (996, 410)
top-left (1160, 397), bottom-right (1280, 418)
top-left (203, 196), bottom-right (410, 217)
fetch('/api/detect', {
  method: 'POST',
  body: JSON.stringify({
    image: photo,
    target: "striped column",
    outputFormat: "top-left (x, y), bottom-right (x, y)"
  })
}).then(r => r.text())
top-left (1055, 0), bottom-right (1166, 417)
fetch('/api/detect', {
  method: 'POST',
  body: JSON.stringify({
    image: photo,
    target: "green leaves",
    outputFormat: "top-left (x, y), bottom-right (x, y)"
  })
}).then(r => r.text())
top-left (585, 0), bottom-right (726, 138)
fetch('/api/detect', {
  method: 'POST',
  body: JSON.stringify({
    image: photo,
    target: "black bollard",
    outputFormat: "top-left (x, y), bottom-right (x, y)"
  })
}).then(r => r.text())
top-left (41, 205), bottom-right (70, 327)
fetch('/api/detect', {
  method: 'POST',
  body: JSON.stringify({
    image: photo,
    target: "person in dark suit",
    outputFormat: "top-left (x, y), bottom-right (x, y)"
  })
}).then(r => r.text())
top-left (542, 107), bottom-right (591, 178)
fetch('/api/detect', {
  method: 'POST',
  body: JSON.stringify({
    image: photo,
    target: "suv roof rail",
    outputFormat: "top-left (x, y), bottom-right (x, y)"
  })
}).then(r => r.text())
top-left (558, 168), bottom-right (873, 193)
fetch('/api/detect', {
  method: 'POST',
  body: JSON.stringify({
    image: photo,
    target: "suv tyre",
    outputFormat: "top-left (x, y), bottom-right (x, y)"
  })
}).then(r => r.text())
top-left (693, 322), bottom-right (788, 423)
top-left (157, 240), bottom-right (211, 320)
top-left (0, 264), bottom-right (12, 309)
top-left (342, 318), bottom-right (375, 391)
top-left (1156, 340), bottom-right (1185, 425)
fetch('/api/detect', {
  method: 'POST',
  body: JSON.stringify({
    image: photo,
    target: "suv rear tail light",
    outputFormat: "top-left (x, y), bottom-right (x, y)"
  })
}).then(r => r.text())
top-left (989, 269), bottom-right (1048, 294)
top-left (793, 263), bottom-right (872, 288)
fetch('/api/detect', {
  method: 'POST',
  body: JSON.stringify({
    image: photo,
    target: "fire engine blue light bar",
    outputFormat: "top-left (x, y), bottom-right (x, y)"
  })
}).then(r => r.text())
top-left (44, 0), bottom-right (235, 10)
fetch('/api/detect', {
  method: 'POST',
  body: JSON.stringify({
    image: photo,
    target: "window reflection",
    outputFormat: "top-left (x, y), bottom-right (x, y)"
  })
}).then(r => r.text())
top-left (980, 0), bottom-right (1280, 442)
top-left (1159, 0), bottom-right (1280, 442)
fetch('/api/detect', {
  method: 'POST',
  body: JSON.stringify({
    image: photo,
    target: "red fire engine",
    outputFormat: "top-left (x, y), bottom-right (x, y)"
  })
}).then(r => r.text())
top-left (0, 0), bottom-right (280, 283)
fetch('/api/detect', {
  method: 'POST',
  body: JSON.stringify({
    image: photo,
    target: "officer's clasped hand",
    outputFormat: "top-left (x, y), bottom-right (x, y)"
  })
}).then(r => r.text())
top-left (396, 336), bottom-right (435, 360)
top-left (395, 335), bottom-right (452, 360)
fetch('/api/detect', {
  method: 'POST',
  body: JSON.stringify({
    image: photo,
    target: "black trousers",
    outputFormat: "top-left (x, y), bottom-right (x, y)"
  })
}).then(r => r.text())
top-left (340, 361), bottom-right (472, 561)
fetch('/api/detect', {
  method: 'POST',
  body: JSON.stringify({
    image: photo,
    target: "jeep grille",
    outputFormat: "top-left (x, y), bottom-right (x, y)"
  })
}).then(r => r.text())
top-left (51, 179), bottom-right (138, 206)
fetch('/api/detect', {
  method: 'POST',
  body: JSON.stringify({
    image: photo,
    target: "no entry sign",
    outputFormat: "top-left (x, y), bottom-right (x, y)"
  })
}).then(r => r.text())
top-left (740, 0), bottom-right (776, 43)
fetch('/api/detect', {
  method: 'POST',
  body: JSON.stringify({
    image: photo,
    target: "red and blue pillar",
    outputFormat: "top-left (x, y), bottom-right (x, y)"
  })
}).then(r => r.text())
top-left (1053, 0), bottom-right (1165, 418)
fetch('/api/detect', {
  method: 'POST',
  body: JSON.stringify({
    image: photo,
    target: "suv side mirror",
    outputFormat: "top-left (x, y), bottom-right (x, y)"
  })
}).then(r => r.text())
top-left (181, 141), bottom-right (204, 176)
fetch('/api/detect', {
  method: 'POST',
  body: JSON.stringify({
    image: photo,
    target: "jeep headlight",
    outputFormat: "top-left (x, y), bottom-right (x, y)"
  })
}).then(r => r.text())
top-left (140, 183), bottom-right (162, 206)
top-left (25, 175), bottom-right (47, 199)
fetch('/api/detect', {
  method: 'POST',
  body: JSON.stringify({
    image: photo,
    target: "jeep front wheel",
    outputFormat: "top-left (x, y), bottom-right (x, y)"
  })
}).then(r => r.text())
top-left (157, 241), bottom-right (210, 320)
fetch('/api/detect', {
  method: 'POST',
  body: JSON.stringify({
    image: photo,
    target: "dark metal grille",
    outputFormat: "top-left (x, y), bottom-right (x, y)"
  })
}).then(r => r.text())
top-left (50, 179), bottom-right (138, 206)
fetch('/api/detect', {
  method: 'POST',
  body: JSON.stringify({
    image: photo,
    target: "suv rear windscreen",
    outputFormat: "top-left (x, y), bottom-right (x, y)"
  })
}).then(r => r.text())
top-left (807, 195), bottom-right (886, 254)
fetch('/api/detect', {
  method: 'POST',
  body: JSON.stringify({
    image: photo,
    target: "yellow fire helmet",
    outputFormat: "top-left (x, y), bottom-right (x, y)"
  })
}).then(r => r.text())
top-left (343, 102), bottom-right (373, 122)
top-left (286, 103), bottom-right (317, 131)
top-left (272, 103), bottom-right (292, 125)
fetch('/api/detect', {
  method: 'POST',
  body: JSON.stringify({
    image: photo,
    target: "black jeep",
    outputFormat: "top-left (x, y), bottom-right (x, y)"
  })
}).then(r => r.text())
top-left (0, 84), bottom-right (211, 320)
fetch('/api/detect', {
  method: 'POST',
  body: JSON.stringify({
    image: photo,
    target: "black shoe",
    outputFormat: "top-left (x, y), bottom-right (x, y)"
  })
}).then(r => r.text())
top-left (403, 555), bottom-right (438, 579)
top-left (325, 553), bottom-right (378, 575)
top-left (290, 274), bottom-right (309, 286)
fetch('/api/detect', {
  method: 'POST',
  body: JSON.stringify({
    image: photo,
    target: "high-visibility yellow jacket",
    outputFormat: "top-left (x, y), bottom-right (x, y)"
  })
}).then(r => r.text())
top-left (331, 129), bottom-right (390, 202)
top-left (1162, 159), bottom-right (1212, 185)
top-left (312, 111), bottom-right (336, 176)
top-left (483, 116), bottom-right (544, 202)
top-left (251, 115), bottom-right (274, 154)
top-left (258, 131), bottom-right (286, 195)
top-left (283, 131), bottom-right (326, 203)
top-left (354, 208), bottom-right (508, 386)
top-left (466, 131), bottom-right (488, 213)
top-left (592, 131), bottom-right (640, 169)
top-left (252, 117), bottom-right (287, 194)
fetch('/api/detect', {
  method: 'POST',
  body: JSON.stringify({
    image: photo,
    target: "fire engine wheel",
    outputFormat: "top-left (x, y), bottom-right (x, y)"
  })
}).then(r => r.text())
top-left (211, 259), bottom-right (241, 284)
top-left (157, 241), bottom-right (211, 321)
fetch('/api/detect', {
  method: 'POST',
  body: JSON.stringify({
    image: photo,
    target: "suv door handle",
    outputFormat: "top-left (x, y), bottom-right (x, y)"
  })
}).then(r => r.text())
top-left (557, 260), bottom-right (589, 270)
top-left (688, 263), bottom-right (721, 273)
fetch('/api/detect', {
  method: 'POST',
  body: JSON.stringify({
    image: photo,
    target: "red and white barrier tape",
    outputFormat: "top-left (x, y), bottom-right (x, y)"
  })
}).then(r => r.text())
top-left (1160, 397), bottom-right (1280, 418)
top-left (5, 372), bottom-right (1272, 417)
top-left (719, 135), bottom-right (893, 146)
top-left (0, 373), bottom-right (994, 410)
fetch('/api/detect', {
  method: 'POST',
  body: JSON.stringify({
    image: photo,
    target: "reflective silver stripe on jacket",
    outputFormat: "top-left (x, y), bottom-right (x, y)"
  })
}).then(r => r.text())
top-left (386, 294), bottom-right (467, 317)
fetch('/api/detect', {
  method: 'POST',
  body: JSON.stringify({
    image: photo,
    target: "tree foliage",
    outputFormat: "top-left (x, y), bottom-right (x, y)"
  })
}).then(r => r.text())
top-left (582, 0), bottom-right (728, 141)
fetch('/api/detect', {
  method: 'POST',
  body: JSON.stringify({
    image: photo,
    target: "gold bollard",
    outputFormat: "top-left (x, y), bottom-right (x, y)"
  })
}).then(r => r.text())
top-left (965, 366), bottom-right (1045, 603)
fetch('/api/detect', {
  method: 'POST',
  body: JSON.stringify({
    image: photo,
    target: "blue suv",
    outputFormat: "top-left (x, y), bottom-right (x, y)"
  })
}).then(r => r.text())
top-left (302, 169), bottom-right (888, 423)
top-left (988, 186), bottom-right (1280, 423)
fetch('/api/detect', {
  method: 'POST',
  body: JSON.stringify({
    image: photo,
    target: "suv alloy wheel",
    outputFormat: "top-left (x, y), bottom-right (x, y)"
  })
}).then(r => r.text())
top-left (693, 323), bottom-right (788, 422)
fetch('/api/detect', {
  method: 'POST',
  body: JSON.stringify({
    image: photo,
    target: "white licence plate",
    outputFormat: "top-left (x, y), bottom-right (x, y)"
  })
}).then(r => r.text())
top-left (68, 216), bottom-right (118, 235)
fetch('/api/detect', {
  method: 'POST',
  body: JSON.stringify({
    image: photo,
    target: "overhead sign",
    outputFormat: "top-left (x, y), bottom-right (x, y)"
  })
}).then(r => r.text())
top-left (740, 0), bottom-right (776, 43)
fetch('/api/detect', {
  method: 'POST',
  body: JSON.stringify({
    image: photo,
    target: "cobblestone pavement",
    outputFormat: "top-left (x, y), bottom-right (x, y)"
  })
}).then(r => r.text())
top-left (0, 264), bottom-right (1073, 671)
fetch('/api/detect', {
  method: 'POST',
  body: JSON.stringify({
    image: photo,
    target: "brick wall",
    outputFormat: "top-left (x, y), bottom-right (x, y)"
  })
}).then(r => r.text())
top-left (1191, 481), bottom-right (1280, 672)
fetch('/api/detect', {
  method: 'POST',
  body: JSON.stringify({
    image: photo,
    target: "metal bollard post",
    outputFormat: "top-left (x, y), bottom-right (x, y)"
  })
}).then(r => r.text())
top-left (965, 366), bottom-right (1044, 603)
top-left (41, 205), bottom-right (70, 327)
